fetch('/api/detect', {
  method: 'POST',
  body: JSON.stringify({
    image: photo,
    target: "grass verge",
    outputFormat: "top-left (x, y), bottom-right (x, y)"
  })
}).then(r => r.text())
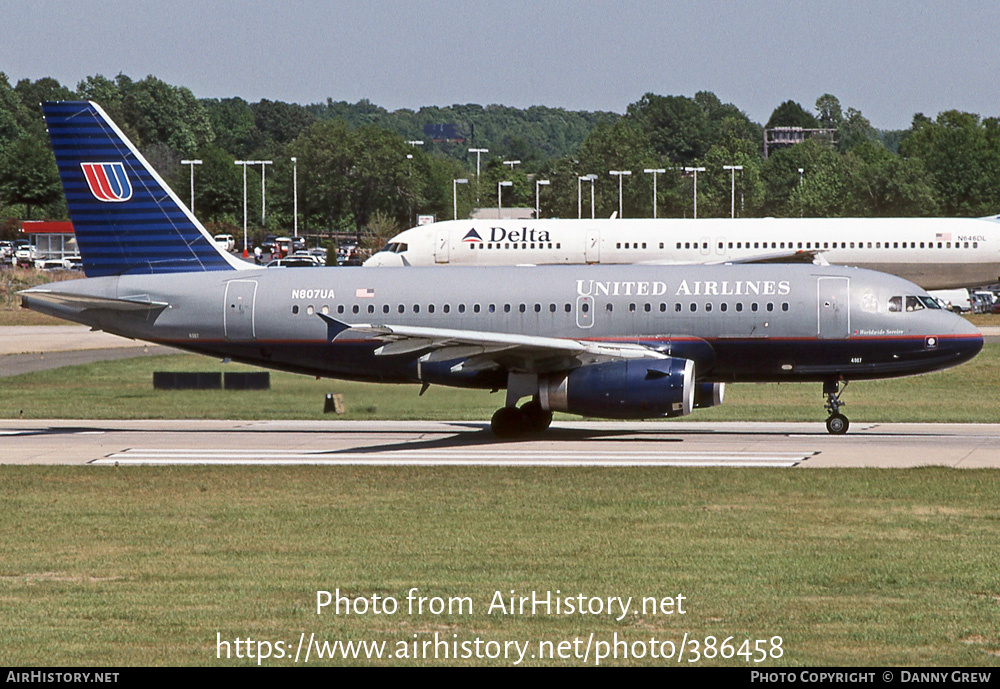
top-left (2, 345), bottom-right (999, 423)
top-left (1, 467), bottom-right (998, 666)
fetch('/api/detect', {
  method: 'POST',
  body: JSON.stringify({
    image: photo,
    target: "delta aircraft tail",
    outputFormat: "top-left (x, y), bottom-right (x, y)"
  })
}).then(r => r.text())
top-left (42, 101), bottom-right (248, 277)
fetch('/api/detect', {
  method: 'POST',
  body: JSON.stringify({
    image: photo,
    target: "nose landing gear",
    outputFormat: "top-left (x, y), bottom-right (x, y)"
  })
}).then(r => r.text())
top-left (823, 379), bottom-right (849, 434)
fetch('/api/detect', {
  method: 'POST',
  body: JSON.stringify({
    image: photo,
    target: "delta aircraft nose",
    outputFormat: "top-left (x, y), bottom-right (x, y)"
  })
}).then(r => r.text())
top-left (362, 253), bottom-right (400, 267)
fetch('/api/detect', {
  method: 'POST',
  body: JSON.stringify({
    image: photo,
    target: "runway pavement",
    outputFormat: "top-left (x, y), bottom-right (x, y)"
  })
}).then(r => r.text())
top-left (2, 419), bottom-right (999, 468)
top-left (0, 325), bottom-right (175, 377)
top-left (2, 325), bottom-right (999, 468)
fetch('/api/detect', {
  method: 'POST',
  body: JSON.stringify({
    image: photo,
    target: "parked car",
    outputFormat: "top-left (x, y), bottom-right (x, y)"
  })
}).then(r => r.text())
top-left (62, 254), bottom-right (83, 270)
top-left (0, 241), bottom-right (12, 259)
top-left (213, 234), bottom-right (236, 252)
top-left (288, 251), bottom-right (323, 265)
top-left (971, 291), bottom-right (996, 314)
top-left (15, 245), bottom-right (37, 267)
top-left (265, 257), bottom-right (322, 268)
top-left (35, 257), bottom-right (67, 271)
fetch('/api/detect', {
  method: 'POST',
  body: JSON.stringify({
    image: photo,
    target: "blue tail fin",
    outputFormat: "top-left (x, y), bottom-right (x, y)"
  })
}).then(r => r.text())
top-left (43, 101), bottom-right (247, 277)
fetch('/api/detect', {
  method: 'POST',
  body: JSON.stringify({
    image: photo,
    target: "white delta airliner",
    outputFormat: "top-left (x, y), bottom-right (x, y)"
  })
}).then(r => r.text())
top-left (364, 217), bottom-right (1000, 290)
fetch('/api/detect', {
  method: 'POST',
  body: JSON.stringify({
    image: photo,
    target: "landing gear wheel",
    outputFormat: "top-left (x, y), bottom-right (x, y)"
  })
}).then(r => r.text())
top-left (826, 413), bottom-right (849, 435)
top-left (490, 407), bottom-right (524, 438)
top-left (822, 379), bottom-right (850, 435)
top-left (519, 399), bottom-right (553, 433)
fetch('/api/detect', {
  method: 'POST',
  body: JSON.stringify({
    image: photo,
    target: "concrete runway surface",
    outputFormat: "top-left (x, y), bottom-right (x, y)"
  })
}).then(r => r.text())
top-left (2, 419), bottom-right (999, 468)
top-left (1, 325), bottom-right (999, 468)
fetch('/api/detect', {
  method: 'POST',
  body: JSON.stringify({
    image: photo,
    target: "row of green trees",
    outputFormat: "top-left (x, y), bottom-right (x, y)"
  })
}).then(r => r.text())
top-left (2, 72), bottom-right (1000, 246)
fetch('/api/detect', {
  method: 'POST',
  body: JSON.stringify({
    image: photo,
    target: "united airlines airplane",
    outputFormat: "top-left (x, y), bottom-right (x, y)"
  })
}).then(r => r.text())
top-left (364, 216), bottom-right (1000, 291)
top-left (21, 102), bottom-right (983, 436)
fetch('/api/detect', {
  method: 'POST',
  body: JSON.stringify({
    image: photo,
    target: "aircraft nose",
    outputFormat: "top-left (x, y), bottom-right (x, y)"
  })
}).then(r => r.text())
top-left (363, 253), bottom-right (402, 268)
top-left (942, 315), bottom-right (983, 364)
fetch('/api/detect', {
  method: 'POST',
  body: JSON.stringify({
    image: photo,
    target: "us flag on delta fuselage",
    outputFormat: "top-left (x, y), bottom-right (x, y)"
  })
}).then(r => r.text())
top-left (356, 288), bottom-right (375, 298)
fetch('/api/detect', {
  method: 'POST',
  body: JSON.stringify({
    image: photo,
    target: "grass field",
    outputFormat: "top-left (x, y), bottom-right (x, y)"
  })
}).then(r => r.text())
top-left (2, 344), bottom-right (999, 423)
top-left (1, 467), bottom-right (998, 666)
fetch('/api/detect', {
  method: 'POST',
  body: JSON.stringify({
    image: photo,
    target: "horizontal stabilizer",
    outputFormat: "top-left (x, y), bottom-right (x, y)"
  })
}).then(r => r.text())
top-left (19, 290), bottom-right (169, 313)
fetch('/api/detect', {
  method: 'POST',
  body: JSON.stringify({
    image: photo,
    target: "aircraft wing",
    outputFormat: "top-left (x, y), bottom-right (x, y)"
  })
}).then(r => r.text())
top-left (638, 249), bottom-right (829, 266)
top-left (709, 249), bottom-right (827, 265)
top-left (318, 314), bottom-right (668, 373)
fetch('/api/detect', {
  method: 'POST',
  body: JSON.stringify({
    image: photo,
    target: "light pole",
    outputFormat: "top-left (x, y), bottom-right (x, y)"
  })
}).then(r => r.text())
top-left (468, 148), bottom-right (488, 203)
top-left (407, 142), bottom-right (424, 223)
top-left (498, 181), bottom-right (512, 218)
top-left (586, 174), bottom-right (597, 219)
top-left (291, 157), bottom-right (298, 237)
top-left (503, 159), bottom-right (521, 171)
top-left (798, 168), bottom-right (805, 217)
top-left (684, 167), bottom-right (706, 219)
top-left (535, 179), bottom-right (550, 219)
top-left (234, 160), bottom-right (251, 256)
top-left (643, 168), bottom-right (665, 218)
top-left (180, 159), bottom-right (202, 214)
top-left (453, 178), bottom-right (468, 220)
top-left (257, 160), bottom-right (273, 227)
top-left (723, 165), bottom-right (743, 218)
top-left (609, 170), bottom-right (631, 218)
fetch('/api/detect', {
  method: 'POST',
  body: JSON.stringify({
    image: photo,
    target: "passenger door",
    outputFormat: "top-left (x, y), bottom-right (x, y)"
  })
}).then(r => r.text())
top-left (434, 228), bottom-right (450, 263)
top-left (817, 277), bottom-right (850, 339)
top-left (224, 279), bottom-right (257, 341)
top-left (585, 229), bottom-right (600, 263)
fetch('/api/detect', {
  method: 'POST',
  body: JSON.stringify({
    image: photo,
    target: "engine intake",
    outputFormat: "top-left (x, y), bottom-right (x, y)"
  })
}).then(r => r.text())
top-left (540, 357), bottom-right (695, 419)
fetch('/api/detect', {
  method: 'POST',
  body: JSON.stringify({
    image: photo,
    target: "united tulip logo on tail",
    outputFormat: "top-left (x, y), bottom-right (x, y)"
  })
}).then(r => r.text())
top-left (81, 162), bottom-right (133, 202)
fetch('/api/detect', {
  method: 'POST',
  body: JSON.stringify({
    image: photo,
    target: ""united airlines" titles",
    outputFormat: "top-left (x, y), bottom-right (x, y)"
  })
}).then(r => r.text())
top-left (575, 279), bottom-right (791, 297)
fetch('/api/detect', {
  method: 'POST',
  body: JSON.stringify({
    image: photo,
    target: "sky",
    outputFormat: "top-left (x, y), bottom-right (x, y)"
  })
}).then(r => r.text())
top-left (3, 0), bottom-right (1000, 131)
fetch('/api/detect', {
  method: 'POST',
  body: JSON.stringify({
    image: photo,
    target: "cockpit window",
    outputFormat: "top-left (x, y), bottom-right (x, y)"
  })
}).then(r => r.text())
top-left (395, 243), bottom-right (407, 253)
top-left (381, 243), bottom-right (397, 253)
top-left (889, 295), bottom-right (942, 313)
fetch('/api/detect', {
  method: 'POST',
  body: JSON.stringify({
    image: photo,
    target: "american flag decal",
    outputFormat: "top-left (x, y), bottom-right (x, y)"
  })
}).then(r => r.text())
top-left (935, 232), bottom-right (952, 241)
top-left (356, 288), bottom-right (375, 298)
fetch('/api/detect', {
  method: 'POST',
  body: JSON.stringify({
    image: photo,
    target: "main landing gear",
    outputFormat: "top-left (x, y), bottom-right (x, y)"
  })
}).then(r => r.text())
top-left (490, 398), bottom-right (553, 438)
top-left (823, 379), bottom-right (849, 435)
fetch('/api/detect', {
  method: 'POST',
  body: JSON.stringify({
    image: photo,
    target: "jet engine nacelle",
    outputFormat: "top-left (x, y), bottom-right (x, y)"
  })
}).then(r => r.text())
top-left (694, 382), bottom-right (725, 409)
top-left (539, 357), bottom-right (695, 419)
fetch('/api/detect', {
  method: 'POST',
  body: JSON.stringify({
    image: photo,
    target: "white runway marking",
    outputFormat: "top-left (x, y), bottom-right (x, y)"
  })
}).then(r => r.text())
top-left (93, 448), bottom-right (814, 467)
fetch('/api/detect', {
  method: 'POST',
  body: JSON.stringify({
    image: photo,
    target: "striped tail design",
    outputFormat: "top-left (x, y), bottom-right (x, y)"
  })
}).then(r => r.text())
top-left (42, 101), bottom-right (246, 277)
